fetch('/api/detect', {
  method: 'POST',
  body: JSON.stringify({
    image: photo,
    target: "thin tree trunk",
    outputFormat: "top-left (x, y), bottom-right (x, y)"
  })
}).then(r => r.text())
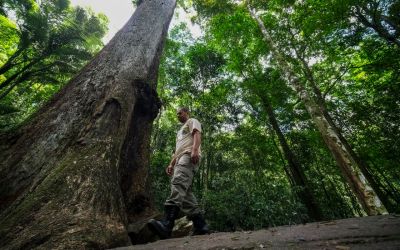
top-left (0, 69), bottom-right (36, 100)
top-left (0, 1), bottom-right (176, 249)
top-left (314, 166), bottom-right (336, 216)
top-left (246, 3), bottom-right (380, 216)
top-left (354, 7), bottom-right (400, 48)
top-left (0, 46), bottom-right (26, 76)
top-left (258, 93), bottom-right (324, 221)
top-left (296, 53), bottom-right (392, 213)
top-left (271, 134), bottom-right (295, 186)
top-left (206, 146), bottom-right (213, 191)
top-left (315, 162), bottom-right (352, 218)
top-left (0, 58), bottom-right (39, 91)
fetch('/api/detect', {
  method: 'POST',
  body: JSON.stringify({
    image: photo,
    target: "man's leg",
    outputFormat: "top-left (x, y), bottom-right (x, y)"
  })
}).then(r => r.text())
top-left (165, 154), bottom-right (195, 208)
top-left (148, 154), bottom-right (194, 239)
top-left (182, 188), bottom-right (209, 235)
top-left (180, 162), bottom-right (209, 236)
top-left (148, 205), bottom-right (180, 239)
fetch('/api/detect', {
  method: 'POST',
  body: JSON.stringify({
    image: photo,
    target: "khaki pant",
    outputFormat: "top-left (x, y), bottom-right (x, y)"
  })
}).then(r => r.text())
top-left (164, 153), bottom-right (202, 216)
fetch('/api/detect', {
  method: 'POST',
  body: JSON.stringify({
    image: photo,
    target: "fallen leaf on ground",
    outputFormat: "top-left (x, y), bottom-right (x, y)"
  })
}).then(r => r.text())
top-left (320, 221), bottom-right (337, 225)
top-left (335, 245), bottom-right (350, 250)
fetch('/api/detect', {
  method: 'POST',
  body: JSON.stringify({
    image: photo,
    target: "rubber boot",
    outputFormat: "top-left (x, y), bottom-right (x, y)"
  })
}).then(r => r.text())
top-left (148, 205), bottom-right (180, 239)
top-left (190, 213), bottom-right (210, 235)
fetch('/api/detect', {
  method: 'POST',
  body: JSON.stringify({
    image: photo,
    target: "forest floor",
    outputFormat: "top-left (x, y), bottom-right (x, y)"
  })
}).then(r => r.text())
top-left (114, 214), bottom-right (400, 250)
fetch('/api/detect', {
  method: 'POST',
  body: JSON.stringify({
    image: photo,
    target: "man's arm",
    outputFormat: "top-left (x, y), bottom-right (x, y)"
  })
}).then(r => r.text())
top-left (191, 129), bottom-right (201, 164)
top-left (166, 156), bottom-right (176, 176)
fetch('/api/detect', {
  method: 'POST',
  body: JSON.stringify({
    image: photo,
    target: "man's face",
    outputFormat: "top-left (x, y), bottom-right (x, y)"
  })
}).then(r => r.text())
top-left (177, 109), bottom-right (188, 123)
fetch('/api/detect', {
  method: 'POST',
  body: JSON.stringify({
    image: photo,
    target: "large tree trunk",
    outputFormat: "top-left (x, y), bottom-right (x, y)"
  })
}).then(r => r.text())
top-left (246, 4), bottom-right (381, 216)
top-left (0, 0), bottom-right (176, 249)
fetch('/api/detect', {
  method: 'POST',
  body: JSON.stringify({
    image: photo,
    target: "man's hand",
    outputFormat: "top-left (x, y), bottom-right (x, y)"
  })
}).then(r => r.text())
top-left (166, 164), bottom-right (174, 176)
top-left (191, 130), bottom-right (201, 164)
top-left (191, 148), bottom-right (200, 165)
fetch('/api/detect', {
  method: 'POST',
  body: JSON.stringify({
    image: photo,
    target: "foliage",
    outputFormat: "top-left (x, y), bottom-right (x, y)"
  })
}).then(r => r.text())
top-left (0, 0), bottom-right (108, 130)
top-left (203, 171), bottom-right (305, 231)
top-left (1, 0), bottom-right (399, 232)
top-left (150, 0), bottom-right (399, 231)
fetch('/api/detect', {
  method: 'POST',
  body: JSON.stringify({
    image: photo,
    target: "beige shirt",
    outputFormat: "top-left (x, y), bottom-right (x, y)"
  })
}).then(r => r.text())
top-left (174, 118), bottom-right (202, 161)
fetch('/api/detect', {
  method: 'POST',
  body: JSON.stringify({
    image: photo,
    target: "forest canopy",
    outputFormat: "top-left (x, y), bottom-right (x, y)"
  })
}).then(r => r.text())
top-left (151, 0), bottom-right (400, 230)
top-left (1, 0), bottom-right (399, 232)
top-left (0, 0), bottom-right (108, 130)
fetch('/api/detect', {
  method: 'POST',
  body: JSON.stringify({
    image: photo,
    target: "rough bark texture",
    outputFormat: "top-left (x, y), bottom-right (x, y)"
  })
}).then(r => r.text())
top-left (0, 0), bottom-right (176, 249)
top-left (246, 4), bottom-right (380, 216)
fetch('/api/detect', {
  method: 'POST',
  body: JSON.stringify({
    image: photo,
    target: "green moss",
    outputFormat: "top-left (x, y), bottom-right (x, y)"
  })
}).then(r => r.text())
top-left (0, 143), bottom-right (111, 232)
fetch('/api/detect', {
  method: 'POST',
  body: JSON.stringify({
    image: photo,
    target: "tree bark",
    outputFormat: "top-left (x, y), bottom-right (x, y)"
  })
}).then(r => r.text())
top-left (246, 3), bottom-right (381, 216)
top-left (296, 54), bottom-right (394, 213)
top-left (0, 0), bottom-right (176, 249)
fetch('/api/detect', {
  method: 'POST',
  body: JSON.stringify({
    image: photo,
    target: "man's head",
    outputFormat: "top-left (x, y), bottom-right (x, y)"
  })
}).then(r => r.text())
top-left (177, 107), bottom-right (190, 123)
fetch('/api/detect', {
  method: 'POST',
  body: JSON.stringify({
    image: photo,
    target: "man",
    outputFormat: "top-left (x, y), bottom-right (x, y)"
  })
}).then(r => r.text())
top-left (148, 107), bottom-right (209, 239)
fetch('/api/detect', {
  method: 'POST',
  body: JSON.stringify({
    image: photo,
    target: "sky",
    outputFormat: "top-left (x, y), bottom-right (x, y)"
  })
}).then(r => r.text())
top-left (70, 0), bottom-right (135, 43)
top-left (69, 0), bottom-right (201, 44)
